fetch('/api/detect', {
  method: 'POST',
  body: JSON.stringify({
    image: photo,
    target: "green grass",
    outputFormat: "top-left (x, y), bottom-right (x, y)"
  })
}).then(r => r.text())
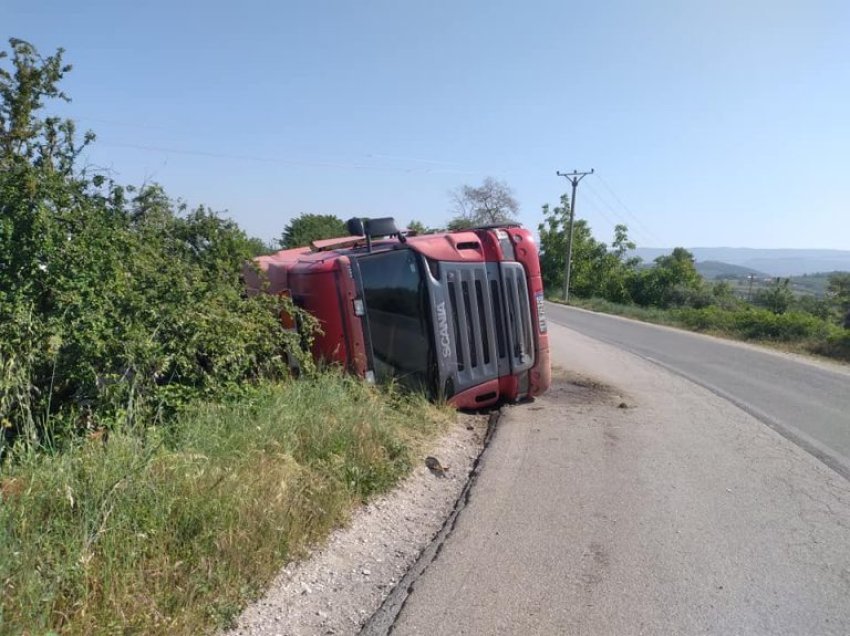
top-left (0, 373), bottom-right (450, 635)
top-left (560, 297), bottom-right (850, 363)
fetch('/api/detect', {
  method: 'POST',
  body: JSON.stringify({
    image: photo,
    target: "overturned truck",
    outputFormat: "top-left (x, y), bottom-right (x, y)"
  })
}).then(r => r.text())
top-left (246, 218), bottom-right (550, 408)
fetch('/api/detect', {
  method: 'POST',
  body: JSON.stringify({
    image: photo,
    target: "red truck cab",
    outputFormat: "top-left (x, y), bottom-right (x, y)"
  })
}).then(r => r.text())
top-left (247, 218), bottom-right (550, 408)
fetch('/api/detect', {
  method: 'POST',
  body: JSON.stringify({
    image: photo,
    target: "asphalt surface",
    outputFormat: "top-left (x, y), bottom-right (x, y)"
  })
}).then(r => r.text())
top-left (390, 318), bottom-right (850, 635)
top-left (547, 303), bottom-right (850, 478)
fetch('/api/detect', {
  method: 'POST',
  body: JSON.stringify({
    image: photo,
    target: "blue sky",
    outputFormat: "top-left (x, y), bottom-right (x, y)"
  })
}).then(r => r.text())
top-left (4, 0), bottom-right (849, 248)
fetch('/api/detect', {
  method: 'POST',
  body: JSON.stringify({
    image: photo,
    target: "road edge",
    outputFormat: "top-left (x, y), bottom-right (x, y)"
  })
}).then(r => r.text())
top-left (549, 314), bottom-right (850, 482)
top-left (359, 409), bottom-right (502, 636)
top-left (548, 301), bottom-right (850, 376)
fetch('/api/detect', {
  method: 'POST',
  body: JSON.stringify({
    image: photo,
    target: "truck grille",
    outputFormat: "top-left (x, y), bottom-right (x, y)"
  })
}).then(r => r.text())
top-left (445, 267), bottom-right (499, 386)
top-left (441, 262), bottom-right (534, 391)
top-left (499, 262), bottom-right (534, 373)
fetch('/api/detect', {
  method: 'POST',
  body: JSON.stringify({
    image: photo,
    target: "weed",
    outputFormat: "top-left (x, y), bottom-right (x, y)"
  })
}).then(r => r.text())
top-left (0, 373), bottom-right (450, 634)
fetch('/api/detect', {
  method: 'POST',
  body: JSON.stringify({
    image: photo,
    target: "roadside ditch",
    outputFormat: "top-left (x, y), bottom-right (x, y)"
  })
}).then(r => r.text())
top-left (226, 410), bottom-right (499, 636)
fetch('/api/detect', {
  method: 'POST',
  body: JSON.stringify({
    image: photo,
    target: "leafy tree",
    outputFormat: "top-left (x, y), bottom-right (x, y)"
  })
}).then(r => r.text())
top-left (537, 194), bottom-right (636, 302)
top-left (0, 38), bottom-right (95, 172)
top-left (794, 294), bottom-right (834, 321)
top-left (244, 235), bottom-right (273, 256)
top-left (279, 213), bottom-right (346, 248)
top-left (447, 216), bottom-right (475, 231)
top-left (826, 272), bottom-right (850, 328)
top-left (407, 219), bottom-right (433, 234)
top-left (0, 39), bottom-right (311, 450)
top-left (630, 248), bottom-right (705, 308)
top-left (566, 221), bottom-right (610, 298)
top-left (601, 224), bottom-right (640, 303)
top-left (611, 224), bottom-right (636, 260)
top-left (537, 197), bottom-right (569, 293)
top-left (711, 280), bottom-right (741, 310)
top-left (753, 278), bottom-right (794, 315)
top-left (448, 177), bottom-right (518, 229)
top-left (654, 248), bottom-right (703, 288)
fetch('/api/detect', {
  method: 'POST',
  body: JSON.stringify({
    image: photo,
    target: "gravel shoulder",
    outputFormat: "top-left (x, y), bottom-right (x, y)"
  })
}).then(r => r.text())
top-left (225, 413), bottom-right (489, 636)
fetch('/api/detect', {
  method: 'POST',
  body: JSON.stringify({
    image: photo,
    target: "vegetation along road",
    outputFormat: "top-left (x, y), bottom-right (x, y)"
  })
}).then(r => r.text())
top-left (549, 302), bottom-right (850, 479)
top-left (389, 318), bottom-right (850, 635)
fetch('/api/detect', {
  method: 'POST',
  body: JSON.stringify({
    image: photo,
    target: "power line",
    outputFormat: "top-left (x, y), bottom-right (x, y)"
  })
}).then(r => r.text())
top-left (70, 114), bottom-right (494, 177)
top-left (590, 191), bottom-right (658, 247)
top-left (584, 180), bottom-right (661, 247)
top-left (591, 174), bottom-right (662, 245)
top-left (66, 115), bottom-right (474, 173)
top-left (555, 172), bottom-right (653, 245)
top-left (584, 180), bottom-right (639, 231)
top-left (96, 140), bottom-right (479, 175)
top-left (580, 185), bottom-right (651, 244)
top-left (555, 169), bottom-right (594, 302)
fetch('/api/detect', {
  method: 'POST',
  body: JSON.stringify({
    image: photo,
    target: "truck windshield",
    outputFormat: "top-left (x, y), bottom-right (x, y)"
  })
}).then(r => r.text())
top-left (357, 249), bottom-right (435, 394)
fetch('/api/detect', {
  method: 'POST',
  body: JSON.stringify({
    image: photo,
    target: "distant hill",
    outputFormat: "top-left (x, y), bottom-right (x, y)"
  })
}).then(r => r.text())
top-left (789, 271), bottom-right (846, 296)
top-left (631, 247), bottom-right (850, 277)
top-left (690, 264), bottom-right (842, 298)
top-left (695, 260), bottom-right (767, 280)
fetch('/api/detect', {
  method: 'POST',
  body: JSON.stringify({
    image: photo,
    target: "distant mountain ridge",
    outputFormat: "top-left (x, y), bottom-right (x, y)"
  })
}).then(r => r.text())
top-left (631, 247), bottom-right (850, 277)
top-left (694, 261), bottom-right (768, 279)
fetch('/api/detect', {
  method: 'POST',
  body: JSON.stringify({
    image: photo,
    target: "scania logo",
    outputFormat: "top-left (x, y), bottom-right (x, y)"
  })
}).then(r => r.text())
top-left (436, 301), bottom-right (451, 358)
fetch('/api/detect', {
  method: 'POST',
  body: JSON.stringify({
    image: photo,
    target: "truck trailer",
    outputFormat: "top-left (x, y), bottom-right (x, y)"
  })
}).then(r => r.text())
top-left (246, 218), bottom-right (550, 409)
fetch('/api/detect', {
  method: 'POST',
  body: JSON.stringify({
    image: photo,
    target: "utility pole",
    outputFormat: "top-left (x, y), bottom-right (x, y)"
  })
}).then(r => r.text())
top-left (555, 169), bottom-right (594, 302)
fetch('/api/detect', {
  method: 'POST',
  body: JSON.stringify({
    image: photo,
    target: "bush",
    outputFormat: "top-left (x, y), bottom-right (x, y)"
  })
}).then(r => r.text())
top-left (0, 174), bottom-right (312, 451)
top-left (565, 297), bottom-right (848, 362)
top-left (731, 309), bottom-right (830, 341)
top-left (752, 278), bottom-right (794, 314)
top-left (674, 306), bottom-right (831, 341)
top-left (794, 295), bottom-right (835, 321)
top-left (0, 40), bottom-right (316, 451)
top-left (815, 330), bottom-right (850, 361)
top-left (673, 306), bottom-right (735, 332)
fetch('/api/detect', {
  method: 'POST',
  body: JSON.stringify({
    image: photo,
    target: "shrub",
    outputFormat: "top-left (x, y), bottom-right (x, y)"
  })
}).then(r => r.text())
top-left (0, 174), bottom-right (314, 451)
top-left (673, 306), bottom-right (735, 332)
top-left (0, 40), bottom-right (316, 452)
top-left (752, 278), bottom-right (794, 314)
top-left (674, 306), bottom-right (831, 342)
top-left (730, 309), bottom-right (829, 341)
top-left (814, 330), bottom-right (850, 361)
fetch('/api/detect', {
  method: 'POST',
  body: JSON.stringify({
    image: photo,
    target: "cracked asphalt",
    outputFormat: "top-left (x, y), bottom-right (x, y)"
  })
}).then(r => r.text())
top-left (390, 318), bottom-right (850, 635)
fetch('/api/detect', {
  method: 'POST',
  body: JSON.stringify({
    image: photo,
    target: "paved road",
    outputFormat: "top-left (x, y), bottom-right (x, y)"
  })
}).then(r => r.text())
top-left (390, 319), bottom-right (850, 635)
top-left (547, 303), bottom-right (850, 478)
